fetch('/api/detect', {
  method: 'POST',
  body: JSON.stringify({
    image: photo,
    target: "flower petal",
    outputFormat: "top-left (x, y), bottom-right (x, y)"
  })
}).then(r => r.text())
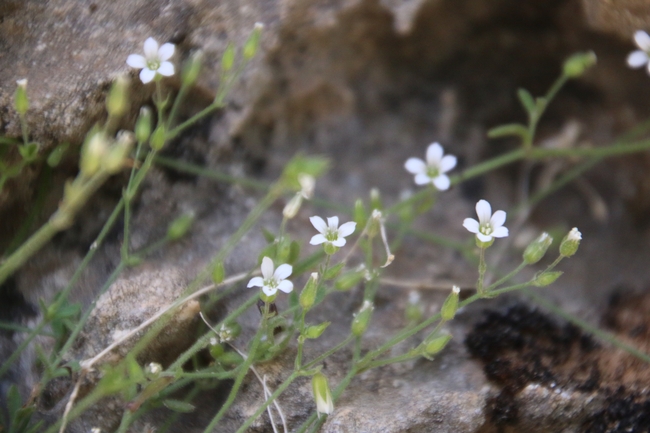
top-left (492, 226), bottom-right (509, 238)
top-left (432, 175), bottom-right (450, 191)
top-left (327, 216), bottom-right (339, 229)
top-left (337, 221), bottom-right (356, 237)
top-left (310, 234), bottom-right (327, 245)
top-left (262, 285), bottom-right (277, 297)
top-left (310, 216), bottom-right (327, 233)
top-left (247, 276), bottom-right (264, 288)
top-left (426, 142), bottom-right (443, 165)
top-left (126, 54), bottom-right (147, 68)
top-left (261, 256), bottom-right (274, 279)
top-left (143, 37), bottom-right (159, 59)
top-left (627, 50), bottom-right (648, 68)
top-left (158, 42), bottom-right (175, 61)
top-left (476, 232), bottom-right (493, 242)
top-left (634, 30), bottom-right (650, 51)
top-left (490, 210), bottom-right (507, 228)
top-left (157, 62), bottom-right (175, 76)
top-left (463, 218), bottom-right (480, 233)
top-left (414, 173), bottom-right (432, 185)
top-left (139, 68), bottom-right (156, 84)
top-left (277, 280), bottom-right (294, 293)
top-left (475, 200), bottom-right (492, 224)
top-left (274, 263), bottom-right (293, 280)
top-left (331, 238), bottom-right (346, 247)
top-left (404, 158), bottom-right (426, 174)
top-left (439, 154), bottom-right (457, 173)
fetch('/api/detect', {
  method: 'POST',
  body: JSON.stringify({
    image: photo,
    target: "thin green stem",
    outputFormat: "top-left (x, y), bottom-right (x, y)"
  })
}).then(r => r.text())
top-left (234, 371), bottom-right (301, 433)
top-left (477, 246), bottom-right (487, 296)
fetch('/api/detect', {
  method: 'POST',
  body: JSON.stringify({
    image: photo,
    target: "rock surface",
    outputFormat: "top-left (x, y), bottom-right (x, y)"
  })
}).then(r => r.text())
top-left (2, 0), bottom-right (650, 432)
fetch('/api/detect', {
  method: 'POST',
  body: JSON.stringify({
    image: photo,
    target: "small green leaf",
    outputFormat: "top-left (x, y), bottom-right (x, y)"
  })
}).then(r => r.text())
top-left (19, 142), bottom-right (39, 162)
top-left (212, 262), bottom-right (225, 284)
top-left (288, 240), bottom-right (301, 264)
top-left (163, 399), bottom-right (196, 413)
top-left (47, 142), bottom-right (69, 167)
top-left (517, 88), bottom-right (536, 115)
top-left (261, 227), bottom-right (276, 244)
top-left (487, 123), bottom-right (529, 140)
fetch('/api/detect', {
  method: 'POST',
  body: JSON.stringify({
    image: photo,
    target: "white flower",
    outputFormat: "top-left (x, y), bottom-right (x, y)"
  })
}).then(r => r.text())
top-left (309, 216), bottom-right (356, 247)
top-left (247, 257), bottom-right (293, 297)
top-left (463, 199), bottom-right (509, 242)
top-left (404, 142), bottom-right (457, 190)
top-left (567, 227), bottom-right (582, 241)
top-left (126, 37), bottom-right (175, 84)
top-left (627, 30), bottom-right (650, 73)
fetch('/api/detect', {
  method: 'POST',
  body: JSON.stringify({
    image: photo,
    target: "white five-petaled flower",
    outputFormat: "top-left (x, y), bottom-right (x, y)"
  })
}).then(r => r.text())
top-left (126, 37), bottom-right (175, 84)
top-left (309, 216), bottom-right (356, 247)
top-left (463, 199), bottom-right (509, 242)
top-left (247, 257), bottom-right (293, 297)
top-left (627, 30), bottom-right (650, 74)
top-left (404, 142), bottom-right (457, 191)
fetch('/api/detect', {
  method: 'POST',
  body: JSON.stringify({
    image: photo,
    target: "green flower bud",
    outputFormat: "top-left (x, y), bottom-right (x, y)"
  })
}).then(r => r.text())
top-left (14, 79), bottom-right (29, 115)
top-left (150, 125), bottom-right (166, 151)
top-left (334, 268), bottom-right (365, 291)
top-left (299, 273), bottom-right (319, 310)
top-left (222, 43), bottom-right (235, 73)
top-left (304, 321), bottom-right (330, 339)
top-left (405, 291), bottom-right (423, 323)
top-left (135, 107), bottom-right (153, 143)
top-left (80, 132), bottom-right (108, 177)
top-left (311, 372), bottom-right (333, 417)
top-left (532, 271), bottom-right (563, 287)
top-left (323, 263), bottom-right (344, 280)
top-left (353, 199), bottom-right (368, 231)
top-left (422, 334), bottom-right (451, 360)
top-left (218, 351), bottom-right (243, 366)
top-left (106, 75), bottom-right (129, 118)
top-left (182, 50), bottom-right (203, 86)
top-left (523, 232), bottom-right (553, 265)
top-left (559, 227), bottom-right (581, 258)
top-left (351, 300), bottom-right (374, 337)
top-left (104, 131), bottom-right (134, 173)
top-left (243, 22), bottom-right (264, 60)
top-left (212, 262), bottom-right (225, 284)
top-left (563, 51), bottom-right (597, 78)
top-left (209, 341), bottom-right (225, 359)
top-left (441, 286), bottom-right (460, 321)
top-left (166, 213), bottom-right (195, 240)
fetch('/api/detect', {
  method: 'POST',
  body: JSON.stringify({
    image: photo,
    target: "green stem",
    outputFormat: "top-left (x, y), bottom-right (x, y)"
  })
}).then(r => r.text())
top-left (477, 246), bottom-right (487, 296)
top-left (234, 371), bottom-right (301, 433)
top-left (201, 318), bottom-right (266, 432)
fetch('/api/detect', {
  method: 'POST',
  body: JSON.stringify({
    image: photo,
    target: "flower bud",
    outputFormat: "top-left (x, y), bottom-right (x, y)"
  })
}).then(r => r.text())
top-left (441, 286), bottom-right (460, 321)
top-left (243, 22), bottom-right (263, 60)
top-left (14, 79), bottom-right (29, 115)
top-left (304, 322), bottom-right (330, 339)
top-left (351, 300), bottom-right (374, 337)
top-left (559, 227), bottom-right (581, 258)
top-left (221, 43), bottom-right (235, 73)
top-left (298, 173), bottom-right (315, 199)
top-left (353, 199), bottom-right (368, 231)
top-left (106, 75), bottom-right (129, 118)
top-left (563, 51), bottom-right (597, 78)
top-left (182, 50), bottom-right (203, 86)
top-left (104, 131), bottom-right (134, 173)
top-left (80, 132), bottom-right (108, 177)
top-left (145, 362), bottom-right (163, 378)
top-left (422, 334), bottom-right (451, 360)
top-left (532, 271), bottom-right (563, 287)
top-left (311, 372), bottom-right (334, 418)
top-left (135, 107), bottom-right (153, 143)
top-left (166, 213), bottom-right (195, 240)
top-left (209, 342), bottom-right (225, 359)
top-left (299, 273), bottom-right (319, 310)
top-left (283, 193), bottom-right (303, 219)
top-left (212, 262), bottom-right (225, 284)
top-left (334, 268), bottom-right (365, 291)
top-left (150, 125), bottom-right (166, 151)
top-left (523, 232), bottom-right (553, 265)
